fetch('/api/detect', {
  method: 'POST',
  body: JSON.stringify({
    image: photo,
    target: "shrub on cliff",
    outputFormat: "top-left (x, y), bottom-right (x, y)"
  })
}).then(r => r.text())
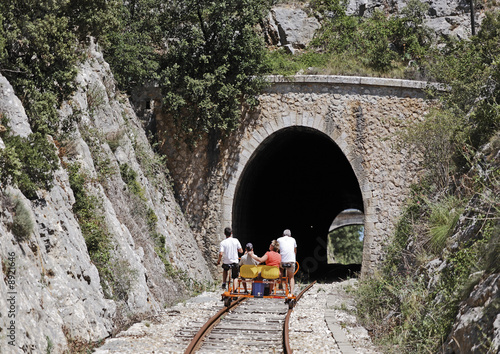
top-left (0, 116), bottom-right (59, 199)
top-left (310, 0), bottom-right (432, 72)
top-left (429, 11), bottom-right (500, 151)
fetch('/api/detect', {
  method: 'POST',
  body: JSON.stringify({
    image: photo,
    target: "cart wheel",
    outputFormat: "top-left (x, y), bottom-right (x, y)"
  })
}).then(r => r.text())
top-left (223, 297), bottom-right (232, 307)
top-left (288, 299), bottom-right (295, 309)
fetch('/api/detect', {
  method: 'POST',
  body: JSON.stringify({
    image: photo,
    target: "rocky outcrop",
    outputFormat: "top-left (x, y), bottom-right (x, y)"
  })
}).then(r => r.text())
top-left (0, 76), bottom-right (31, 138)
top-left (346, 0), bottom-right (484, 40)
top-left (0, 41), bottom-right (212, 353)
top-left (444, 273), bottom-right (500, 353)
top-left (265, 0), bottom-right (485, 54)
top-left (265, 6), bottom-right (321, 53)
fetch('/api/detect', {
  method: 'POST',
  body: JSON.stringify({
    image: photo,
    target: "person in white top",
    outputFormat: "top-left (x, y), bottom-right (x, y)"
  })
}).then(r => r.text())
top-left (239, 243), bottom-right (258, 293)
top-left (216, 227), bottom-right (243, 289)
top-left (277, 229), bottom-right (297, 295)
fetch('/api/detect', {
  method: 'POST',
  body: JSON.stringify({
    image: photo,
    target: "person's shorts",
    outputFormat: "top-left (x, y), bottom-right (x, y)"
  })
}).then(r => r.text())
top-left (222, 263), bottom-right (239, 278)
top-left (281, 262), bottom-right (295, 272)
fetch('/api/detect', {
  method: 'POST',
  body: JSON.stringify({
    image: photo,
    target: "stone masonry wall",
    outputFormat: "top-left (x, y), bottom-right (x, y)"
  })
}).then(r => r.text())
top-left (157, 75), bottom-right (435, 276)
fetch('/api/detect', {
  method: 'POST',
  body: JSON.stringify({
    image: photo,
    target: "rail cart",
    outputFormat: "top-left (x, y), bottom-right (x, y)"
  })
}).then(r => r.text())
top-left (221, 263), bottom-right (299, 309)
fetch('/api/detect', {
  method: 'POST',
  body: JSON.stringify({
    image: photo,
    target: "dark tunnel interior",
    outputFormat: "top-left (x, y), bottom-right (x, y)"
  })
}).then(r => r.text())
top-left (232, 127), bottom-right (364, 278)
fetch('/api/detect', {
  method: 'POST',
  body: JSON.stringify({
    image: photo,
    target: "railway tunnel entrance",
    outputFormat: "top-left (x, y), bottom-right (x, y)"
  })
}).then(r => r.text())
top-left (232, 127), bottom-right (364, 278)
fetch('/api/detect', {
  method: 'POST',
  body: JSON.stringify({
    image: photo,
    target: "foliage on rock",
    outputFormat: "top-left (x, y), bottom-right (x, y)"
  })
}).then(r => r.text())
top-left (67, 162), bottom-right (122, 300)
top-left (308, 0), bottom-right (431, 73)
top-left (0, 115), bottom-right (59, 199)
top-left (429, 11), bottom-right (500, 151)
top-left (0, 0), bottom-right (120, 198)
top-left (103, 0), bottom-right (161, 91)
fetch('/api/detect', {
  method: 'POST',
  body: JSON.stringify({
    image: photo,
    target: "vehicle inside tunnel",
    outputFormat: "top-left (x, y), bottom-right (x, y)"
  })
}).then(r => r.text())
top-left (232, 127), bottom-right (364, 279)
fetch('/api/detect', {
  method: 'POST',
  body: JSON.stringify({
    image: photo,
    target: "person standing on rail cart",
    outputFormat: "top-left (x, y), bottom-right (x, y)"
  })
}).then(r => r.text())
top-left (278, 229), bottom-right (297, 296)
top-left (216, 227), bottom-right (243, 290)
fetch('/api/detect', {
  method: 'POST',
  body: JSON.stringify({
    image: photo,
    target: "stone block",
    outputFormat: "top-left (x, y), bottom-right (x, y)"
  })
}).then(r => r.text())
top-left (313, 113), bottom-right (323, 129)
top-left (241, 148), bottom-right (252, 160)
top-left (360, 77), bottom-right (403, 87)
top-left (303, 75), bottom-right (330, 83)
top-left (252, 130), bottom-right (265, 143)
top-left (328, 76), bottom-right (361, 85)
top-left (247, 136), bottom-right (260, 151)
top-left (268, 116), bottom-right (280, 132)
top-left (282, 114), bottom-right (292, 127)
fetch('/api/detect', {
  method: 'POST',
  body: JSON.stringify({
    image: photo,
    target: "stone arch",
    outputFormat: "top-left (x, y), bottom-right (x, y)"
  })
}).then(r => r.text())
top-left (222, 114), bottom-right (374, 275)
top-left (156, 76), bottom-right (431, 276)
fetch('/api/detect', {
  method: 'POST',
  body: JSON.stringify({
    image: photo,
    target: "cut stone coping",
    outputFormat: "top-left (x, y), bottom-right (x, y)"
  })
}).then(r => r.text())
top-left (265, 75), bottom-right (447, 91)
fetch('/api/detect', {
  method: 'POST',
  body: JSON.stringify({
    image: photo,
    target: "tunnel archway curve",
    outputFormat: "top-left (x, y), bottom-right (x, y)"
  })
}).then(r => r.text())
top-left (227, 126), bottom-right (365, 275)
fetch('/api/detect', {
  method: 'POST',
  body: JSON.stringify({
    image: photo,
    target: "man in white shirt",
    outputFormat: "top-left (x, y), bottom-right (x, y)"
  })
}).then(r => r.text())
top-left (277, 229), bottom-right (297, 295)
top-left (216, 227), bottom-right (243, 289)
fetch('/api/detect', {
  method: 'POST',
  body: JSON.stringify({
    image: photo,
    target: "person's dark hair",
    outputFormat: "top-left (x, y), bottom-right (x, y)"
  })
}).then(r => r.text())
top-left (224, 227), bottom-right (232, 237)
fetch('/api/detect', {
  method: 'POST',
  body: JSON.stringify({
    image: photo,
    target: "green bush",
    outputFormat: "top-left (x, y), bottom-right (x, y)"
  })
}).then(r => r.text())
top-left (0, 0), bottom-right (121, 197)
top-left (356, 181), bottom-right (498, 353)
top-left (0, 119), bottom-right (59, 200)
top-left (265, 49), bottom-right (331, 75)
top-left (397, 108), bottom-right (468, 191)
top-left (68, 163), bottom-right (114, 295)
top-left (428, 196), bottom-right (464, 254)
top-left (120, 163), bottom-right (145, 200)
top-left (310, 0), bottom-right (432, 72)
top-left (429, 11), bottom-right (500, 150)
top-left (6, 195), bottom-right (34, 241)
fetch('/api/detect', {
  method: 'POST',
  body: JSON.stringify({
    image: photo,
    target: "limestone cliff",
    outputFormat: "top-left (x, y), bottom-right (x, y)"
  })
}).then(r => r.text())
top-left (0, 42), bottom-right (213, 353)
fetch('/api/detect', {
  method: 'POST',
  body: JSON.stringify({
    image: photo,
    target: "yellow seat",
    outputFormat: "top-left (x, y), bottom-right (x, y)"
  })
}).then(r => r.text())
top-left (261, 265), bottom-right (280, 279)
top-left (240, 265), bottom-right (259, 279)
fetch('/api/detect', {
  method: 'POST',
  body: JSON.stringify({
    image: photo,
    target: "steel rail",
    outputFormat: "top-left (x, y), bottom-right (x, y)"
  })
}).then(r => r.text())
top-left (184, 297), bottom-right (246, 354)
top-left (283, 281), bottom-right (317, 354)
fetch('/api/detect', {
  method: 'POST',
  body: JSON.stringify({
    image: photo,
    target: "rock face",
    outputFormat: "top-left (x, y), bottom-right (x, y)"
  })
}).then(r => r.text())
top-left (266, 0), bottom-right (484, 54)
top-left (0, 41), bottom-right (212, 353)
top-left (0, 75), bottom-right (31, 138)
top-left (345, 0), bottom-right (483, 40)
top-left (265, 6), bottom-right (321, 52)
top-left (444, 273), bottom-right (500, 353)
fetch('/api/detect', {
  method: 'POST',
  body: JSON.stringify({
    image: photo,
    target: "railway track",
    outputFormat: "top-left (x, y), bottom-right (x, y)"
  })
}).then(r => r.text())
top-left (185, 282), bottom-right (316, 353)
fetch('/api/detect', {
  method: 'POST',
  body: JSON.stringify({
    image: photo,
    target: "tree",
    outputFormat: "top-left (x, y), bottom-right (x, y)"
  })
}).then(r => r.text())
top-left (103, 0), bottom-right (162, 91)
top-left (159, 0), bottom-right (271, 143)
